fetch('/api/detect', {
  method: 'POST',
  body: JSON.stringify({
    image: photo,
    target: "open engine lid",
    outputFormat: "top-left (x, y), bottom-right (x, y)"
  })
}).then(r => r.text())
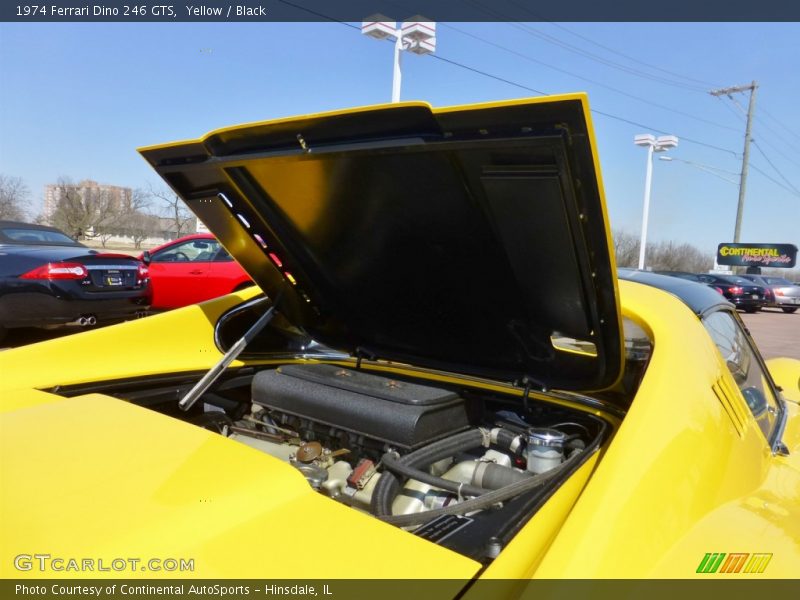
top-left (139, 95), bottom-right (623, 391)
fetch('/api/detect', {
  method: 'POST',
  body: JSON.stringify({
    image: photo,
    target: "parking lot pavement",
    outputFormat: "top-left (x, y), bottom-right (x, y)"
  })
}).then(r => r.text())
top-left (740, 308), bottom-right (800, 360)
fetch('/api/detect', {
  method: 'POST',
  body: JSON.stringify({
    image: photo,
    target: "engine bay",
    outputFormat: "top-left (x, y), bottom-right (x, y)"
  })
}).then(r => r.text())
top-left (190, 363), bottom-right (607, 562)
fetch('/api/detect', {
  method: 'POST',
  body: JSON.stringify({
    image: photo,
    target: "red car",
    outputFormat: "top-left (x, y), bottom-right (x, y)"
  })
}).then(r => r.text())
top-left (141, 233), bottom-right (253, 310)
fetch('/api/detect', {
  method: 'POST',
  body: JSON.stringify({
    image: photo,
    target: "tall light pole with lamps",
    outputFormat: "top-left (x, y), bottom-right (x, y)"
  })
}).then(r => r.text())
top-left (633, 134), bottom-right (679, 270)
top-left (361, 15), bottom-right (436, 103)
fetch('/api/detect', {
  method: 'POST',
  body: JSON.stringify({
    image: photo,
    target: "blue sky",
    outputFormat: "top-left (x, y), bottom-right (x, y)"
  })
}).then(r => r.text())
top-left (1, 21), bottom-right (799, 254)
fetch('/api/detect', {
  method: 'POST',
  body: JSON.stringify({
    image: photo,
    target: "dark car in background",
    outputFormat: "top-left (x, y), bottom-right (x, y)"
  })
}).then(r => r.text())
top-left (741, 274), bottom-right (800, 313)
top-left (0, 221), bottom-right (151, 342)
top-left (657, 271), bottom-right (767, 312)
top-left (693, 274), bottom-right (768, 313)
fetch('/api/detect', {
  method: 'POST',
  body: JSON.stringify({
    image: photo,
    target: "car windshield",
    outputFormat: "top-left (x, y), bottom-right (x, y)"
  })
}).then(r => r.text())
top-left (764, 277), bottom-right (792, 285)
top-left (1, 227), bottom-right (78, 244)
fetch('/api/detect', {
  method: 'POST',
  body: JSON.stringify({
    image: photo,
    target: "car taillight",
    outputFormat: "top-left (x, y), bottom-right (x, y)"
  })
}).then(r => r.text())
top-left (20, 262), bottom-right (88, 280)
top-left (713, 287), bottom-right (724, 295)
top-left (729, 286), bottom-right (743, 295)
top-left (137, 264), bottom-right (149, 279)
top-left (774, 289), bottom-right (784, 296)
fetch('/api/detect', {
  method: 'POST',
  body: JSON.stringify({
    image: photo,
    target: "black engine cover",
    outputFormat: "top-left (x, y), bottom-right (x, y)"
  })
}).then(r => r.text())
top-left (251, 364), bottom-right (469, 450)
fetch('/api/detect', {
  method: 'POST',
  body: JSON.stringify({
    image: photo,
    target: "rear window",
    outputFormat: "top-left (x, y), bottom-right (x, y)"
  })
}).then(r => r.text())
top-left (1, 227), bottom-right (77, 244)
top-left (718, 275), bottom-right (753, 285)
top-left (764, 277), bottom-right (791, 285)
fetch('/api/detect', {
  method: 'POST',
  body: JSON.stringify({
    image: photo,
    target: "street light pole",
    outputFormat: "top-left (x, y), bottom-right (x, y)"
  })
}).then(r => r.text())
top-left (638, 143), bottom-right (655, 271)
top-left (362, 15), bottom-right (436, 103)
top-left (392, 32), bottom-right (403, 103)
top-left (633, 134), bottom-right (679, 270)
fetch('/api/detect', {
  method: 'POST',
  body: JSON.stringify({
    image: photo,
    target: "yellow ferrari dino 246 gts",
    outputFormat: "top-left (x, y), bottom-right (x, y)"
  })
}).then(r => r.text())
top-left (1, 95), bottom-right (798, 581)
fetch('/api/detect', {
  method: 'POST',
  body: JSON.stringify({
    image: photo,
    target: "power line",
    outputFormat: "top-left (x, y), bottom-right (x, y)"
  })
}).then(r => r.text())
top-left (442, 23), bottom-right (739, 132)
top-left (752, 141), bottom-right (800, 196)
top-left (544, 22), bottom-right (723, 89)
top-left (273, 2), bottom-right (743, 158)
top-left (426, 53), bottom-right (742, 157)
top-left (749, 161), bottom-right (800, 198)
top-left (714, 93), bottom-right (800, 172)
top-left (508, 22), bottom-right (709, 93)
top-left (455, 0), bottom-right (711, 92)
top-left (760, 105), bottom-right (800, 141)
top-left (430, 54), bottom-right (546, 95)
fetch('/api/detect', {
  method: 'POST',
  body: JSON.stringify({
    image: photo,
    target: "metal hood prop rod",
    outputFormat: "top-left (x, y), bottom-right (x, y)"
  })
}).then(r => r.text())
top-left (179, 291), bottom-right (283, 411)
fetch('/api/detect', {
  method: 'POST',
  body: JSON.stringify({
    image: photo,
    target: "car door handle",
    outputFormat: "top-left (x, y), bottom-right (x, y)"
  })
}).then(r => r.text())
top-left (189, 270), bottom-right (205, 275)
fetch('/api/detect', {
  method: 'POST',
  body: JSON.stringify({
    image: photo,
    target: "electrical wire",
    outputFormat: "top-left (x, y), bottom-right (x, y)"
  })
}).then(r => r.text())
top-left (441, 23), bottom-right (739, 132)
top-left (544, 22), bottom-right (723, 89)
top-left (429, 54), bottom-right (546, 95)
top-left (749, 161), bottom-right (800, 198)
top-left (752, 141), bottom-right (800, 196)
top-left (457, 0), bottom-right (710, 93)
top-left (720, 94), bottom-right (800, 170)
top-left (274, 1), bottom-right (743, 159)
top-left (760, 105), bottom-right (800, 141)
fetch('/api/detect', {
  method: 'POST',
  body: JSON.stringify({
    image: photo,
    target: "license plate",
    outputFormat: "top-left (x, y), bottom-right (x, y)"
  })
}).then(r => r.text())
top-left (791, 298), bottom-right (800, 304)
top-left (105, 271), bottom-right (122, 286)
top-left (751, 294), bottom-right (758, 299)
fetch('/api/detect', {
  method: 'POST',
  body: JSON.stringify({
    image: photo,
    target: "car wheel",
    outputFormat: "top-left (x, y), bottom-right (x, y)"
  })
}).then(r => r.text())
top-left (0, 325), bottom-right (6, 344)
top-left (782, 307), bottom-right (798, 314)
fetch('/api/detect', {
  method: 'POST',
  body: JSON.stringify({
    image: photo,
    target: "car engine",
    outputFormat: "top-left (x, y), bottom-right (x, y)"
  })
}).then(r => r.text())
top-left (213, 363), bottom-right (603, 560)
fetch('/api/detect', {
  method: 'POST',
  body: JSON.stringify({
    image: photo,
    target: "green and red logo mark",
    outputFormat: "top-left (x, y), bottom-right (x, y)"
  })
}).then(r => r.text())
top-left (696, 553), bottom-right (772, 574)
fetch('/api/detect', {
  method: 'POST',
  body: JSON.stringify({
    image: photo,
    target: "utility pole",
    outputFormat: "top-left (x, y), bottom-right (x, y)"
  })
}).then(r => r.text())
top-left (710, 81), bottom-right (758, 243)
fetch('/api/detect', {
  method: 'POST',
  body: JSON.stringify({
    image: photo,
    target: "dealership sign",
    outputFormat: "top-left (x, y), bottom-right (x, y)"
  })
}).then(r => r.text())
top-left (717, 243), bottom-right (798, 268)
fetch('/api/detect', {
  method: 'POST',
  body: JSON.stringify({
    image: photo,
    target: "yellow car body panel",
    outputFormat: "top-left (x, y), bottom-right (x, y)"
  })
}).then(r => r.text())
top-left (1, 95), bottom-right (798, 581)
top-left (0, 393), bottom-right (480, 580)
top-left (533, 280), bottom-right (800, 577)
top-left (2, 281), bottom-right (797, 579)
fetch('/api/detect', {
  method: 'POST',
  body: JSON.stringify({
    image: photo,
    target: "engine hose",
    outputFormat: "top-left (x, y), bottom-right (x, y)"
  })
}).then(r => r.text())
top-left (491, 428), bottom-right (524, 455)
top-left (371, 428), bottom-right (486, 516)
top-left (371, 427), bottom-right (522, 516)
top-left (381, 452), bottom-right (489, 498)
top-left (378, 449), bottom-right (582, 528)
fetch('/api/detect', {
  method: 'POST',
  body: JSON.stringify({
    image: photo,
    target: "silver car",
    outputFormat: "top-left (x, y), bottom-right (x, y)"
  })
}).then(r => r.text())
top-left (742, 275), bottom-right (800, 313)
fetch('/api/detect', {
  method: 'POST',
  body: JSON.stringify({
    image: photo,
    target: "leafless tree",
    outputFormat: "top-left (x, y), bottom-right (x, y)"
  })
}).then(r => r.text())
top-left (49, 178), bottom-right (96, 239)
top-left (93, 188), bottom-right (153, 247)
top-left (612, 229), bottom-right (714, 273)
top-left (147, 184), bottom-right (194, 238)
top-left (127, 211), bottom-right (161, 249)
top-left (612, 230), bottom-right (640, 268)
top-left (0, 175), bottom-right (30, 221)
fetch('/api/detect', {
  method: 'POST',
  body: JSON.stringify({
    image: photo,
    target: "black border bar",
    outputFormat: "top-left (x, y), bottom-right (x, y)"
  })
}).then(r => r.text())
top-left (4, 0), bottom-right (800, 22)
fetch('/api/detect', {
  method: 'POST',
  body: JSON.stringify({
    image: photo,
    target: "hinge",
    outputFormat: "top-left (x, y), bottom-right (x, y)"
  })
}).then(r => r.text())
top-left (519, 375), bottom-right (548, 413)
top-left (355, 347), bottom-right (377, 369)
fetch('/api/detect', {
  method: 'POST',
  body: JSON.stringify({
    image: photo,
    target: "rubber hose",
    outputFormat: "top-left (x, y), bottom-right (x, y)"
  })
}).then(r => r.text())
top-left (493, 428), bottom-right (523, 454)
top-left (371, 428), bottom-right (486, 516)
top-left (381, 452), bottom-right (488, 498)
top-left (473, 462), bottom-right (532, 490)
top-left (379, 449), bottom-right (582, 528)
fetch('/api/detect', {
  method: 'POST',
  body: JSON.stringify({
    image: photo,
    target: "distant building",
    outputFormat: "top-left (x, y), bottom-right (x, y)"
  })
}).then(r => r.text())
top-left (42, 180), bottom-right (133, 224)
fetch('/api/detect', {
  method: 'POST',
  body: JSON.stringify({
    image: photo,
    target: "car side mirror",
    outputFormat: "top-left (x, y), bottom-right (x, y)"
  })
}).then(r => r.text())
top-left (141, 250), bottom-right (151, 266)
